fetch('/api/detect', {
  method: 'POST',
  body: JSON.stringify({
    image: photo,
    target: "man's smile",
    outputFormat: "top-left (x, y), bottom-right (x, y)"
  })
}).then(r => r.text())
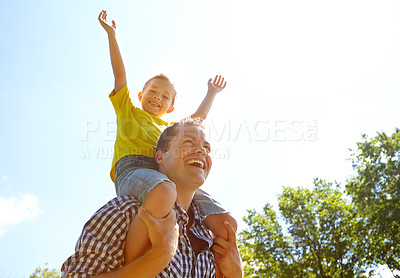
top-left (185, 158), bottom-right (205, 169)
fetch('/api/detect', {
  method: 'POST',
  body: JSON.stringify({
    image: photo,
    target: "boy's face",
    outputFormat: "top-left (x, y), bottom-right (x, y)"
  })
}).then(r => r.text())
top-left (138, 79), bottom-right (175, 118)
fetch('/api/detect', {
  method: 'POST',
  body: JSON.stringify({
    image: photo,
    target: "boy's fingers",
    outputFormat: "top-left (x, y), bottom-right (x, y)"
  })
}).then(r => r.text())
top-left (99, 10), bottom-right (106, 21)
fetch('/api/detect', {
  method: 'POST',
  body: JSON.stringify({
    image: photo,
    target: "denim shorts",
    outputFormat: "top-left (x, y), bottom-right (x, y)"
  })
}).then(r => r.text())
top-left (114, 155), bottom-right (227, 217)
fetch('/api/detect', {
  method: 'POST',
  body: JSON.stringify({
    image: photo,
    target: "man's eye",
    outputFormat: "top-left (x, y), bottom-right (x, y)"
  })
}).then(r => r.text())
top-left (163, 95), bottom-right (170, 99)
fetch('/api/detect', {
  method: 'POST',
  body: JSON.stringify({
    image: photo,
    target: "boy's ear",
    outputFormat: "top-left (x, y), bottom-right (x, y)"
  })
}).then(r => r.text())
top-left (138, 92), bottom-right (143, 101)
top-left (166, 106), bottom-right (174, 113)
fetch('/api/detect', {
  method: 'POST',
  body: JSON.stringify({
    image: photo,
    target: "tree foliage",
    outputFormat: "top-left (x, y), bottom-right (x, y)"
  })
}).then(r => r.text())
top-left (346, 129), bottom-right (400, 274)
top-left (239, 129), bottom-right (400, 277)
top-left (239, 179), bottom-right (369, 278)
top-left (30, 264), bottom-right (60, 278)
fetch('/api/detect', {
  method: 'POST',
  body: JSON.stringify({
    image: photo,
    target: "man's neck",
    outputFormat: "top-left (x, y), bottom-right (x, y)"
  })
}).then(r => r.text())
top-left (175, 190), bottom-right (195, 212)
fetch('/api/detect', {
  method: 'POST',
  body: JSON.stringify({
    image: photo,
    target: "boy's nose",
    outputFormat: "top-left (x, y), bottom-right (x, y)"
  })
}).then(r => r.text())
top-left (153, 95), bottom-right (161, 100)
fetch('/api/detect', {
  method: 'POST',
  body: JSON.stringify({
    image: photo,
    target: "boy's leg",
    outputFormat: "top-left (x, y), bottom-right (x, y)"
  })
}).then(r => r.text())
top-left (204, 213), bottom-right (238, 241)
top-left (124, 181), bottom-right (177, 264)
top-left (193, 188), bottom-right (237, 240)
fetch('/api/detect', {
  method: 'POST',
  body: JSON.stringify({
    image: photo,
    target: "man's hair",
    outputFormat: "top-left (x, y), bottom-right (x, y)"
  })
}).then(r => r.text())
top-left (143, 74), bottom-right (177, 105)
top-left (156, 117), bottom-right (205, 153)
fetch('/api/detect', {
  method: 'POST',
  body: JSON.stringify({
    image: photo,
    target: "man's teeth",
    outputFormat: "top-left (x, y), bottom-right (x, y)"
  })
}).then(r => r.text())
top-left (187, 159), bottom-right (204, 169)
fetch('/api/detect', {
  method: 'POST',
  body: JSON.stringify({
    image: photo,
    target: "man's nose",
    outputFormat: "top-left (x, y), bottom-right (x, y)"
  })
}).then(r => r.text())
top-left (153, 94), bottom-right (161, 100)
top-left (194, 145), bottom-right (206, 154)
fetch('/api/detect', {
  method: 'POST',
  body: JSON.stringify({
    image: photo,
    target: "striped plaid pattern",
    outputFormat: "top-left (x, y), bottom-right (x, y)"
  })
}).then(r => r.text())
top-left (61, 195), bottom-right (216, 278)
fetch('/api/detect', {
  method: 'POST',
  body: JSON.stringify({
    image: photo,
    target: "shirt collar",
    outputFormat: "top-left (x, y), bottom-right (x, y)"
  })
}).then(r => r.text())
top-left (173, 201), bottom-right (203, 227)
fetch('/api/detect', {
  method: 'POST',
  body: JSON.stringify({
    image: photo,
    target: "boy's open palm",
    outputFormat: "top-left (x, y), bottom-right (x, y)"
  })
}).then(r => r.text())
top-left (208, 75), bottom-right (227, 94)
top-left (98, 10), bottom-right (116, 35)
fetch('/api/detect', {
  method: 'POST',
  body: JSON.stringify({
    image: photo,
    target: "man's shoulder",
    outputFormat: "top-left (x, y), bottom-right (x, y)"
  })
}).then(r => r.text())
top-left (93, 195), bottom-right (142, 217)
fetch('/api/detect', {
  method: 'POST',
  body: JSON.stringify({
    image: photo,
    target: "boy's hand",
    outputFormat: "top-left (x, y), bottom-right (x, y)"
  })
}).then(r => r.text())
top-left (98, 10), bottom-right (117, 36)
top-left (208, 75), bottom-right (227, 95)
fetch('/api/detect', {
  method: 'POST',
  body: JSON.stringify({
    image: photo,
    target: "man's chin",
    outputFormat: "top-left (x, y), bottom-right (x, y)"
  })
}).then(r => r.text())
top-left (186, 175), bottom-right (207, 189)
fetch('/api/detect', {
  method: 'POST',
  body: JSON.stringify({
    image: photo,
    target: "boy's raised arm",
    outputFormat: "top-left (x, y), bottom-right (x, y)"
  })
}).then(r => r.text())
top-left (191, 75), bottom-right (227, 120)
top-left (98, 10), bottom-right (127, 94)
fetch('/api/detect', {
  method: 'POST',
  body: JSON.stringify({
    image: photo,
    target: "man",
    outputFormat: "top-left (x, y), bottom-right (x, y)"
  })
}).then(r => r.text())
top-left (61, 119), bottom-right (243, 277)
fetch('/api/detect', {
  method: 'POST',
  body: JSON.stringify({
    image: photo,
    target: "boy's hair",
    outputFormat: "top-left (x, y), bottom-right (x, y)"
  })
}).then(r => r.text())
top-left (156, 117), bottom-right (205, 153)
top-left (143, 74), bottom-right (177, 105)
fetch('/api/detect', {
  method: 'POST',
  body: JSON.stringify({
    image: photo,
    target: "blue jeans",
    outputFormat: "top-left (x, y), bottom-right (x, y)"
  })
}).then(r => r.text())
top-left (114, 155), bottom-right (227, 218)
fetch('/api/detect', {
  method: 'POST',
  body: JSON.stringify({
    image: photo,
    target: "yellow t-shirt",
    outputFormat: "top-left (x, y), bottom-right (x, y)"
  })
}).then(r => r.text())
top-left (109, 85), bottom-right (170, 182)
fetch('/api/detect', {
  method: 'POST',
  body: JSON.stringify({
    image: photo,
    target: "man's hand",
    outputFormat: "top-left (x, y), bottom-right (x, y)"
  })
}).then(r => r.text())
top-left (208, 75), bottom-right (227, 95)
top-left (98, 10), bottom-right (117, 36)
top-left (138, 208), bottom-right (179, 258)
top-left (212, 221), bottom-right (243, 278)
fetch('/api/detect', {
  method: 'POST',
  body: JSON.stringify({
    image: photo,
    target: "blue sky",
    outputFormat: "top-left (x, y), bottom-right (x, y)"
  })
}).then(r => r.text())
top-left (1, 0), bottom-right (400, 277)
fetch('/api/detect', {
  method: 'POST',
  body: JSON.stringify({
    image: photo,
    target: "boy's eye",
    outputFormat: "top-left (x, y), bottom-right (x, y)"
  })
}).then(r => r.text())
top-left (163, 95), bottom-right (170, 100)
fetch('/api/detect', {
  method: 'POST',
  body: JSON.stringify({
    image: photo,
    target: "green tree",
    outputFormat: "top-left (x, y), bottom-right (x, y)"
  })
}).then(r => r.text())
top-left (346, 129), bottom-right (400, 275)
top-left (239, 179), bottom-right (368, 278)
top-left (30, 264), bottom-right (60, 278)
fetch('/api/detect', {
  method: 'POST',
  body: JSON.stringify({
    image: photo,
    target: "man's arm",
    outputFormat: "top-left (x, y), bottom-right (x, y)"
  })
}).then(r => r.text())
top-left (98, 10), bottom-right (127, 95)
top-left (212, 221), bottom-right (244, 278)
top-left (191, 75), bottom-right (227, 120)
top-left (91, 208), bottom-right (179, 278)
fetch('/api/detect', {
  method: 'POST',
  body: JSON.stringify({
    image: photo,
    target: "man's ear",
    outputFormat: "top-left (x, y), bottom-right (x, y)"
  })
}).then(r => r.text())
top-left (166, 106), bottom-right (174, 113)
top-left (155, 150), bottom-right (164, 166)
top-left (138, 91), bottom-right (143, 101)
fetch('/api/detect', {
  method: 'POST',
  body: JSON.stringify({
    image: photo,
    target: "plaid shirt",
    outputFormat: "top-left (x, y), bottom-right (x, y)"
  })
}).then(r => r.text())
top-left (61, 196), bottom-right (216, 277)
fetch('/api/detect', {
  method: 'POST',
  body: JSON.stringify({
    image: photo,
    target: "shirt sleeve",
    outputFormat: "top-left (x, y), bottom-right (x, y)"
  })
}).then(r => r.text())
top-left (61, 200), bottom-right (135, 278)
top-left (109, 84), bottom-right (133, 114)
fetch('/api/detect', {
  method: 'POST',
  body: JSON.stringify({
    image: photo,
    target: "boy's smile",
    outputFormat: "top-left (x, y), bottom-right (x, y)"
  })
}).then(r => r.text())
top-left (138, 79), bottom-right (175, 118)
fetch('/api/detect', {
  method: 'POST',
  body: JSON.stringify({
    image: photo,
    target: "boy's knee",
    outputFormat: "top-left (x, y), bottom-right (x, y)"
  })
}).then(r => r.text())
top-left (143, 181), bottom-right (177, 218)
top-left (216, 213), bottom-right (237, 232)
top-left (224, 213), bottom-right (238, 232)
top-left (152, 181), bottom-right (177, 200)
top-left (205, 213), bottom-right (238, 240)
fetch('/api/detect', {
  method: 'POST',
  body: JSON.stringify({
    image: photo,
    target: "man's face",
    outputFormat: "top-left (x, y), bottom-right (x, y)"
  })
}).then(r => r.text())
top-left (156, 125), bottom-right (212, 190)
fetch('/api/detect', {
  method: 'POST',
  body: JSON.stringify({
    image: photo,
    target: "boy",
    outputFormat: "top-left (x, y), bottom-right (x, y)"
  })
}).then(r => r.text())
top-left (98, 10), bottom-right (237, 264)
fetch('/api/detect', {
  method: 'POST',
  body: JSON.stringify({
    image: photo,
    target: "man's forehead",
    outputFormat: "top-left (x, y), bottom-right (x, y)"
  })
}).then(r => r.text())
top-left (175, 125), bottom-right (207, 140)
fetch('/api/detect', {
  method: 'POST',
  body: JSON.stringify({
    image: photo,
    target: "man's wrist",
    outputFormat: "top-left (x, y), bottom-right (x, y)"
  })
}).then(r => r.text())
top-left (151, 243), bottom-right (175, 262)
